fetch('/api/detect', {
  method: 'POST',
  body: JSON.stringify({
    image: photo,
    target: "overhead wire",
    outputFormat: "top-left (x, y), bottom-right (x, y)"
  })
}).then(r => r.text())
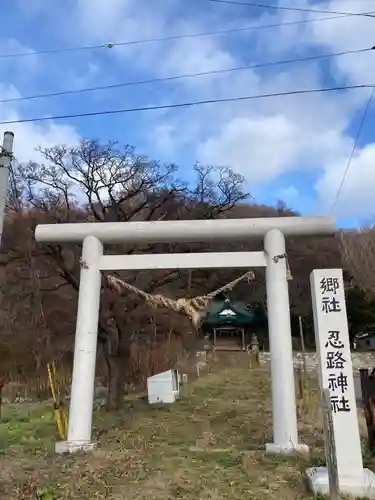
top-left (0, 46), bottom-right (374, 104)
top-left (1, 3), bottom-right (372, 217)
top-left (0, 84), bottom-right (373, 126)
top-left (331, 87), bottom-right (375, 212)
top-left (208, 0), bottom-right (375, 17)
top-left (1, 3), bottom-right (371, 286)
top-left (0, 11), bottom-right (374, 60)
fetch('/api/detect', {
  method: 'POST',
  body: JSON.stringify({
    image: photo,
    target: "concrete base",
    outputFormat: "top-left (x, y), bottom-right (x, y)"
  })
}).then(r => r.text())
top-left (55, 440), bottom-right (97, 454)
top-left (306, 466), bottom-right (375, 499)
top-left (266, 442), bottom-right (310, 457)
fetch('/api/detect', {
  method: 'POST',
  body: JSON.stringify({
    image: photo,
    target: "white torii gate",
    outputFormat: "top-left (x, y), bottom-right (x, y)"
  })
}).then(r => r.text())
top-left (35, 216), bottom-right (335, 454)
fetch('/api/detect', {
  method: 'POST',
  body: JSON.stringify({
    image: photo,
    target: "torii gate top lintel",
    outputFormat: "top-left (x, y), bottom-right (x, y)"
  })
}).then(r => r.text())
top-left (35, 216), bottom-right (336, 244)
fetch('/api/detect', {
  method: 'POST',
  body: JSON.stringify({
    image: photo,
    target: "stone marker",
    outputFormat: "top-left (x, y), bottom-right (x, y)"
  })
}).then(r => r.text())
top-left (307, 268), bottom-right (375, 499)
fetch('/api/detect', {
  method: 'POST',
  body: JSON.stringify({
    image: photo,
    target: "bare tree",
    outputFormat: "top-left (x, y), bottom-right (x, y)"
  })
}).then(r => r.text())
top-left (11, 139), bottom-right (248, 408)
top-left (340, 228), bottom-right (375, 295)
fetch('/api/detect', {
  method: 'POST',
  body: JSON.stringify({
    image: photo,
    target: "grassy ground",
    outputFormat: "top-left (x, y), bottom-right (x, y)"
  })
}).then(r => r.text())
top-left (0, 360), bottom-right (372, 499)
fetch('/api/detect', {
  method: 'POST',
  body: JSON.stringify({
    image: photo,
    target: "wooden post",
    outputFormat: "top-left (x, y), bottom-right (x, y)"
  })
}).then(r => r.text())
top-left (187, 270), bottom-right (192, 296)
top-left (249, 333), bottom-right (260, 367)
top-left (247, 344), bottom-right (252, 368)
top-left (296, 367), bottom-right (303, 399)
top-left (359, 368), bottom-right (375, 454)
top-left (295, 368), bottom-right (304, 418)
top-left (322, 388), bottom-right (339, 500)
top-left (0, 377), bottom-right (5, 421)
top-left (298, 315), bottom-right (308, 379)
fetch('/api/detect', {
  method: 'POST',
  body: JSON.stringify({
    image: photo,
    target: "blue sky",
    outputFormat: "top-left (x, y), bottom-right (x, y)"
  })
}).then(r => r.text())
top-left (1, 0), bottom-right (375, 228)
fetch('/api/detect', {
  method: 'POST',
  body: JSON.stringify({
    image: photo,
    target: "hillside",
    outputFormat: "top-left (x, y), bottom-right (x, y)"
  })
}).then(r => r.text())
top-left (1, 362), bottom-right (364, 500)
top-left (1, 138), bottom-right (374, 408)
top-left (0, 199), bottom-right (345, 399)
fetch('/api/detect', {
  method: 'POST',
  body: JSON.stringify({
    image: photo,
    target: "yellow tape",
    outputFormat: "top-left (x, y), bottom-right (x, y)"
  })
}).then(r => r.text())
top-left (48, 362), bottom-right (68, 440)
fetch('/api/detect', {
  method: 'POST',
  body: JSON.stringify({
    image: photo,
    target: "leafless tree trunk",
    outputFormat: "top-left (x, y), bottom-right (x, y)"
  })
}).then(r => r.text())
top-left (8, 140), bottom-right (248, 409)
top-left (104, 348), bottom-right (127, 410)
top-left (340, 229), bottom-right (375, 295)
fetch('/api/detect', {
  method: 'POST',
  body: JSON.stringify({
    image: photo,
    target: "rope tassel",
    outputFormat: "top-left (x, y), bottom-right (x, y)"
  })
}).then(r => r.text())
top-left (106, 270), bottom-right (255, 328)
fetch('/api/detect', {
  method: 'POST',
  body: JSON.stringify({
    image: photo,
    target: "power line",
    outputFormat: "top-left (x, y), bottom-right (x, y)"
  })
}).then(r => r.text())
top-left (0, 84), bottom-right (373, 126)
top-left (208, 0), bottom-right (375, 18)
top-left (1, 47), bottom-right (374, 105)
top-left (331, 87), bottom-right (375, 212)
top-left (0, 13), bottom-right (372, 60)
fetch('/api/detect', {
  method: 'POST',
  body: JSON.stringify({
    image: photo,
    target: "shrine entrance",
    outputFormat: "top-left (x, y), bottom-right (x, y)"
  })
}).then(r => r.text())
top-left (214, 327), bottom-right (245, 350)
top-left (34, 216), bottom-right (335, 456)
top-left (201, 296), bottom-right (255, 351)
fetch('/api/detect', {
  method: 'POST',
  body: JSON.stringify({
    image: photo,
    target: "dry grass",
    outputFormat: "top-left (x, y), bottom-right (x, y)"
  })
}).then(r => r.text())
top-left (0, 362), bottom-right (372, 499)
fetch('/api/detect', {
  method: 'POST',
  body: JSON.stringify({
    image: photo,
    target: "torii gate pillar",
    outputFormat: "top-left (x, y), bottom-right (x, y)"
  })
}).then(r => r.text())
top-left (264, 229), bottom-right (306, 454)
top-left (61, 236), bottom-right (102, 453)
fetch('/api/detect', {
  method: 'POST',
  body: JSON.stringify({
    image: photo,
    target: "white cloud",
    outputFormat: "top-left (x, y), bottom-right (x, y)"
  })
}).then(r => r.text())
top-left (159, 36), bottom-right (236, 77)
top-left (73, 0), bottom-right (172, 70)
top-left (0, 32), bottom-right (81, 165)
top-left (3, 0), bottom-right (375, 222)
top-left (197, 108), bottom-right (352, 184)
top-left (66, 62), bottom-right (100, 91)
top-left (171, 0), bottom-right (375, 219)
top-left (302, 2), bottom-right (375, 88)
top-left (199, 114), bottom-right (299, 183)
top-left (316, 143), bottom-right (375, 218)
top-left (0, 84), bottom-right (80, 163)
top-left (278, 185), bottom-right (299, 202)
top-left (5, 121), bottom-right (80, 164)
top-left (72, 0), bottom-right (366, 189)
top-left (0, 38), bottom-right (41, 80)
top-left (152, 123), bottom-right (176, 155)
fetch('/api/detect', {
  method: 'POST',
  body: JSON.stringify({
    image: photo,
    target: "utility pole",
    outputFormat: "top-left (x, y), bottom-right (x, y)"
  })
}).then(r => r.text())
top-left (0, 132), bottom-right (14, 407)
top-left (0, 131), bottom-right (14, 247)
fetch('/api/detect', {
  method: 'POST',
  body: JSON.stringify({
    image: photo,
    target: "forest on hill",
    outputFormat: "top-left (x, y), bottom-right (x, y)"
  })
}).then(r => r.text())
top-left (1, 139), bottom-right (374, 408)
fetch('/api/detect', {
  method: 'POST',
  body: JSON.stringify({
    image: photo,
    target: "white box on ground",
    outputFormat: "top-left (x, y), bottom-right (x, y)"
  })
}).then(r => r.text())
top-left (147, 369), bottom-right (180, 404)
top-left (307, 269), bottom-right (375, 499)
top-left (178, 372), bottom-right (188, 386)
